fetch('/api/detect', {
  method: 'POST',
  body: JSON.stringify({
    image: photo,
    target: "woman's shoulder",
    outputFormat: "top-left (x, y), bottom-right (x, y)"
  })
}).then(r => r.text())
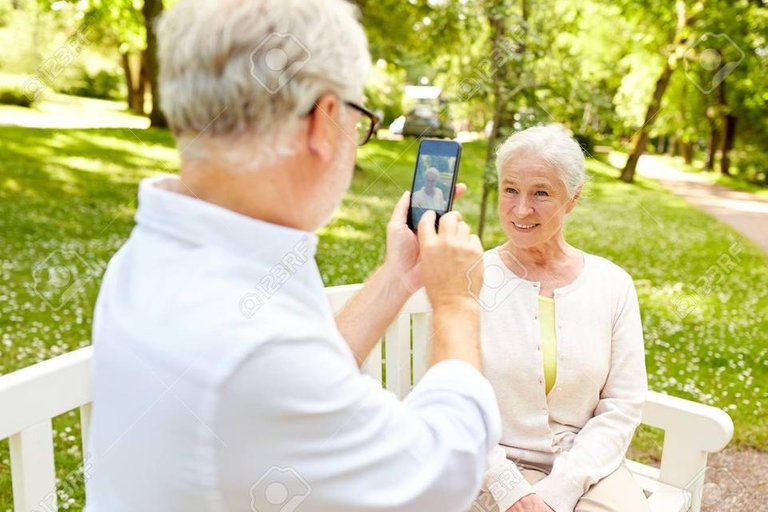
top-left (583, 251), bottom-right (635, 288)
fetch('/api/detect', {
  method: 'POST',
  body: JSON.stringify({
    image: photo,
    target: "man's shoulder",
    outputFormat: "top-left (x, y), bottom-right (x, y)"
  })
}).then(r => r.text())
top-left (95, 241), bottom-right (335, 372)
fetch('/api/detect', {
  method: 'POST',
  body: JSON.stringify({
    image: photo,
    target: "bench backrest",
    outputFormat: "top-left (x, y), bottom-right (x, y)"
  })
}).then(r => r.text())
top-left (0, 285), bottom-right (733, 512)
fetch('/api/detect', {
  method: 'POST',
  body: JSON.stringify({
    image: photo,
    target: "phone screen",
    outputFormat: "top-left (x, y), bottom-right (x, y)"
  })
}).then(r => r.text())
top-left (407, 139), bottom-right (462, 231)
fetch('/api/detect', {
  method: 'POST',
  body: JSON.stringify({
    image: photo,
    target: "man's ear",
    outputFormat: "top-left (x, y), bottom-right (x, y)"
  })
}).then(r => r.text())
top-left (307, 94), bottom-right (340, 163)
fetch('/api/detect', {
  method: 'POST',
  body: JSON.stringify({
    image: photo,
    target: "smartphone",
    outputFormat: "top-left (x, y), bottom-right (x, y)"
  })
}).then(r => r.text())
top-left (407, 139), bottom-right (462, 231)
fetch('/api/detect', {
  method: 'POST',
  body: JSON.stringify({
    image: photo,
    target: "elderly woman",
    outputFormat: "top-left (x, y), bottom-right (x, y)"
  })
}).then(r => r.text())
top-left (474, 125), bottom-right (649, 512)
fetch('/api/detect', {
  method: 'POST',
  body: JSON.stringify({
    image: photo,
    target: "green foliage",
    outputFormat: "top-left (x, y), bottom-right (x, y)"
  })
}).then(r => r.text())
top-left (350, 0), bottom-right (466, 66)
top-left (730, 148), bottom-right (768, 185)
top-left (364, 61), bottom-right (406, 125)
top-left (0, 85), bottom-right (34, 107)
top-left (573, 132), bottom-right (595, 155)
top-left (55, 64), bottom-right (124, 100)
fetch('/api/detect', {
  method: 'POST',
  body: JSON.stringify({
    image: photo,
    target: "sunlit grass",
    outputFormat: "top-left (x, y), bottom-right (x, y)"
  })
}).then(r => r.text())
top-left (0, 77), bottom-right (149, 130)
top-left (0, 126), bottom-right (766, 508)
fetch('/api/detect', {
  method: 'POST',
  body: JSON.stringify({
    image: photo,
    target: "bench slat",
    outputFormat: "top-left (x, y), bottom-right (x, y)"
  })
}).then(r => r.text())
top-left (411, 312), bottom-right (429, 384)
top-left (385, 314), bottom-right (412, 399)
top-left (9, 419), bottom-right (58, 512)
top-left (0, 347), bottom-right (92, 440)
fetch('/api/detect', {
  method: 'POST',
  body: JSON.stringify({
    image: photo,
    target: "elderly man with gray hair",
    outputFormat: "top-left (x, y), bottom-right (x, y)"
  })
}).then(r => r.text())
top-left (412, 167), bottom-right (447, 210)
top-left (84, 0), bottom-right (501, 511)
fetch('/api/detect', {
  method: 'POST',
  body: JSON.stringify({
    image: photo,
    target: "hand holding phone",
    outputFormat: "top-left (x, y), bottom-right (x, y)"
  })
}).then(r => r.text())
top-left (407, 139), bottom-right (462, 231)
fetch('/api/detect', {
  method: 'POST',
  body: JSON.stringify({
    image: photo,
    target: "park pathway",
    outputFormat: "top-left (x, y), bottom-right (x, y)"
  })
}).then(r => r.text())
top-left (637, 154), bottom-right (768, 253)
top-left (637, 154), bottom-right (767, 510)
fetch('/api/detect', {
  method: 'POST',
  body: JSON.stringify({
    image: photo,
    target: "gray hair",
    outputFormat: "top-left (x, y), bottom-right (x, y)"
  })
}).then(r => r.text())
top-left (424, 167), bottom-right (440, 179)
top-left (157, 0), bottom-right (371, 160)
top-left (495, 124), bottom-right (586, 198)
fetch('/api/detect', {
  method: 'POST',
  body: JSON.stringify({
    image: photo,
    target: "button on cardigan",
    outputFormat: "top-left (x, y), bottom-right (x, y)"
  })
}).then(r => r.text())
top-left (478, 249), bottom-right (647, 512)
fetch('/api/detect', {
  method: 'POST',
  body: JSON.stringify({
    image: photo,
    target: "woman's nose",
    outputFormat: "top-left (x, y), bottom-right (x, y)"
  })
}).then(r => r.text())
top-left (513, 198), bottom-right (533, 217)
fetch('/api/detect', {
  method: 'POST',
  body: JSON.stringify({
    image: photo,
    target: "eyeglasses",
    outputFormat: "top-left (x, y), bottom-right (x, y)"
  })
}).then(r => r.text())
top-left (306, 99), bottom-right (380, 146)
top-left (344, 101), bottom-right (380, 146)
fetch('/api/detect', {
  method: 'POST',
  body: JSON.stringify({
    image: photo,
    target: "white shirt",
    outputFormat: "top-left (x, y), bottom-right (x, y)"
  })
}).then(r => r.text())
top-left (478, 249), bottom-right (647, 512)
top-left (412, 186), bottom-right (446, 210)
top-left (85, 175), bottom-right (501, 512)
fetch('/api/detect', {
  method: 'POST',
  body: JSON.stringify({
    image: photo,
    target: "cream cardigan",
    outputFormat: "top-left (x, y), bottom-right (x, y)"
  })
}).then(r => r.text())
top-left (478, 249), bottom-right (647, 512)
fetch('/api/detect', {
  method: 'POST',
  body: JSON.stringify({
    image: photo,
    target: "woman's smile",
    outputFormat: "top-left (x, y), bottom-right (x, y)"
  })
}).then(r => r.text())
top-left (511, 221), bottom-right (540, 231)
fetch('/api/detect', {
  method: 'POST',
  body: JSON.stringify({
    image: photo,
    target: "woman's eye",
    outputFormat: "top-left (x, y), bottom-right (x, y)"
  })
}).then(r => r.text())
top-left (505, 188), bottom-right (518, 194)
top-left (535, 190), bottom-right (549, 197)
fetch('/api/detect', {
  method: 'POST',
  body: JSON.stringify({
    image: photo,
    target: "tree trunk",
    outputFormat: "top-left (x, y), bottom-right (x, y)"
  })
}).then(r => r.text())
top-left (478, 0), bottom-right (527, 241)
top-left (120, 51), bottom-right (134, 111)
top-left (681, 141), bottom-right (693, 165)
top-left (705, 124), bottom-right (718, 171)
top-left (478, 12), bottom-right (506, 241)
top-left (143, 0), bottom-right (167, 128)
top-left (121, 51), bottom-right (145, 115)
top-left (478, 78), bottom-right (504, 241)
top-left (720, 114), bottom-right (736, 175)
top-left (621, 58), bottom-right (675, 181)
top-left (620, 0), bottom-right (692, 183)
top-left (716, 72), bottom-right (736, 176)
top-left (139, 50), bottom-right (148, 114)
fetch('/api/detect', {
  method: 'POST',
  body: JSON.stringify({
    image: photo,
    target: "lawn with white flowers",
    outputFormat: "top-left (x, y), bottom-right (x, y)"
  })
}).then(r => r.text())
top-left (1, 126), bottom-right (766, 508)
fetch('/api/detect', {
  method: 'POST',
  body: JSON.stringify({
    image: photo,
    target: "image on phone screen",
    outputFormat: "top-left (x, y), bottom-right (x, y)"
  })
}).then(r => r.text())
top-left (408, 139), bottom-right (461, 231)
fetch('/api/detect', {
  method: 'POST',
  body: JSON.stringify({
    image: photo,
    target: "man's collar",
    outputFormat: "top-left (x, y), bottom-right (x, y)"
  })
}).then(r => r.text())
top-left (134, 175), bottom-right (318, 259)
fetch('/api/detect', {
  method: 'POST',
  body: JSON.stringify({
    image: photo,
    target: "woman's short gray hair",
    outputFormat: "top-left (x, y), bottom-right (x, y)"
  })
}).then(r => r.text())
top-left (495, 124), bottom-right (586, 198)
top-left (157, 0), bottom-right (370, 142)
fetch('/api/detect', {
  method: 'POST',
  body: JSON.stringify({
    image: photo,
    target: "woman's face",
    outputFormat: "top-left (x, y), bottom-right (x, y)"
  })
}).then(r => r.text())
top-left (497, 152), bottom-right (578, 249)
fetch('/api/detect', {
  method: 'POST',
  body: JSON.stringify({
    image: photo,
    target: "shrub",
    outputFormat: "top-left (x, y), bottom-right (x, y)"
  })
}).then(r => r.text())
top-left (55, 65), bottom-right (124, 101)
top-left (0, 86), bottom-right (33, 107)
top-left (573, 132), bottom-right (595, 155)
top-left (731, 150), bottom-right (767, 185)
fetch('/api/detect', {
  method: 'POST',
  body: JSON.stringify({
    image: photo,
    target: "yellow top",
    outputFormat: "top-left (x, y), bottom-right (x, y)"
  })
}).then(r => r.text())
top-left (538, 296), bottom-right (557, 395)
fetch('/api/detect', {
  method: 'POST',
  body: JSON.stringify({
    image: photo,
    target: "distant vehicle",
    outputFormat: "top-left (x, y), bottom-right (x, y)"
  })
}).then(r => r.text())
top-left (401, 106), bottom-right (455, 139)
top-left (389, 115), bottom-right (405, 135)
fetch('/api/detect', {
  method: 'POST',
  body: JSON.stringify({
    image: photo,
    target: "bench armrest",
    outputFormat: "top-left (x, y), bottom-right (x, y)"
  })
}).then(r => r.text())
top-left (641, 390), bottom-right (733, 489)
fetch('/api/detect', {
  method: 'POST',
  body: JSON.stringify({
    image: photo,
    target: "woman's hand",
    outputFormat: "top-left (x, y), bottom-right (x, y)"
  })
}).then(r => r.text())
top-left (506, 494), bottom-right (554, 512)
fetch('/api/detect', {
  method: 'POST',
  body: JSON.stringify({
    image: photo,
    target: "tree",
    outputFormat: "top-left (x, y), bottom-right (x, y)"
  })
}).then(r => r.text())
top-left (620, 0), bottom-right (698, 182)
top-left (477, 0), bottom-right (527, 240)
top-left (83, 0), bottom-right (166, 122)
top-left (142, 0), bottom-right (165, 127)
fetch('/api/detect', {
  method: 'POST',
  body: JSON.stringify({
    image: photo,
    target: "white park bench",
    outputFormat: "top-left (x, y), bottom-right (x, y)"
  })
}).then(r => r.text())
top-left (0, 285), bottom-right (733, 512)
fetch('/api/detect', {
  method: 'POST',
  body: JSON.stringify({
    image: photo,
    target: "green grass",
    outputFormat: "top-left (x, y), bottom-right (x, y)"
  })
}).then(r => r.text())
top-left (1, 126), bottom-right (767, 509)
top-left (0, 74), bottom-right (148, 130)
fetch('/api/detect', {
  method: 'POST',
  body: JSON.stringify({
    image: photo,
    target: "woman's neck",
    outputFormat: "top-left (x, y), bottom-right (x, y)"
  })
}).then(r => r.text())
top-left (501, 237), bottom-right (578, 273)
